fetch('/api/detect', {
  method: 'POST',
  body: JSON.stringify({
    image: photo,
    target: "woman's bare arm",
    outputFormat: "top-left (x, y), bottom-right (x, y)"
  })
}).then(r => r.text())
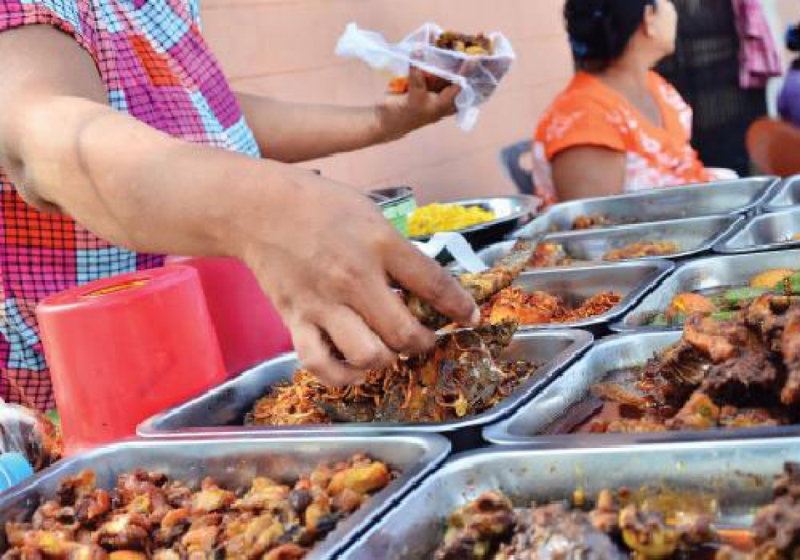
top-left (0, 25), bottom-right (477, 385)
top-left (236, 68), bottom-right (459, 163)
top-left (551, 146), bottom-right (627, 201)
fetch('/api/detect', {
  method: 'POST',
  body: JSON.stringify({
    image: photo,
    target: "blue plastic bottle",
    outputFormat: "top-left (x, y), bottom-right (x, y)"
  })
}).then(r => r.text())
top-left (0, 453), bottom-right (34, 491)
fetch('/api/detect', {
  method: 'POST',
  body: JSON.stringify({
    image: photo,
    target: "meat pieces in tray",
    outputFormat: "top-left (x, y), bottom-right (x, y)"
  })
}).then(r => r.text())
top-left (2, 455), bottom-right (392, 559)
top-left (559, 294), bottom-right (800, 435)
top-left (653, 269), bottom-right (800, 328)
top-left (433, 461), bottom-right (800, 559)
top-left (247, 321), bottom-right (544, 426)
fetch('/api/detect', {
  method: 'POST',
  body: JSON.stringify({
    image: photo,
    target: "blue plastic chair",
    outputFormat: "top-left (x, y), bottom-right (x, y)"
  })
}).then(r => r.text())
top-left (499, 140), bottom-right (534, 195)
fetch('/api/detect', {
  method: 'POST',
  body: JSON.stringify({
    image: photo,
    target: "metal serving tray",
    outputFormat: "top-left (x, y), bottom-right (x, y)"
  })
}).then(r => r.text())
top-left (508, 260), bottom-right (673, 331)
top-left (513, 176), bottom-right (777, 237)
top-left (715, 208), bottom-right (800, 254)
top-left (481, 215), bottom-right (741, 267)
top-left (342, 438), bottom-right (800, 559)
top-left (764, 175), bottom-right (800, 212)
top-left (412, 195), bottom-right (538, 249)
top-left (613, 249), bottom-right (800, 331)
top-left (484, 331), bottom-right (800, 446)
top-left (0, 434), bottom-right (449, 559)
top-left (138, 331), bottom-right (592, 452)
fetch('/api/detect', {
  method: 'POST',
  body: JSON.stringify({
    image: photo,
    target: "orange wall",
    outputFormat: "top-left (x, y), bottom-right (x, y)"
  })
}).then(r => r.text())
top-left (202, 0), bottom-right (800, 203)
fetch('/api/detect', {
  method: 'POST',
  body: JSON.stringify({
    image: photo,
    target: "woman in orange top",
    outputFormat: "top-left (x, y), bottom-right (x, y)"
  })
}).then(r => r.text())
top-left (532, 0), bottom-right (719, 205)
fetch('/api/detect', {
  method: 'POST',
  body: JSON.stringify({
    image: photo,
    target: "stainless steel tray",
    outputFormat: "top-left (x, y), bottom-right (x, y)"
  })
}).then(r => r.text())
top-left (138, 331), bottom-right (592, 451)
top-left (764, 175), bottom-right (800, 212)
top-left (412, 195), bottom-right (538, 249)
top-left (715, 208), bottom-right (800, 254)
top-left (483, 330), bottom-right (800, 446)
top-left (513, 176), bottom-right (777, 237)
top-left (0, 434), bottom-right (449, 559)
top-left (613, 249), bottom-right (800, 331)
top-left (342, 438), bottom-right (800, 559)
top-left (509, 260), bottom-right (673, 331)
top-left (481, 215), bottom-right (741, 267)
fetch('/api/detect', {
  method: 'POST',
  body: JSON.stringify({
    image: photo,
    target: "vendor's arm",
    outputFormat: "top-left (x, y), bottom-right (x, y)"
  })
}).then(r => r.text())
top-left (236, 68), bottom-right (460, 163)
top-left (0, 25), bottom-right (478, 385)
top-left (551, 146), bottom-right (626, 201)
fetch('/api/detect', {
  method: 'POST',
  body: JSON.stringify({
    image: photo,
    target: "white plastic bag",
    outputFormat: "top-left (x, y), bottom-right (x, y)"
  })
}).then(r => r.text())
top-left (413, 232), bottom-right (488, 273)
top-left (335, 23), bottom-right (516, 131)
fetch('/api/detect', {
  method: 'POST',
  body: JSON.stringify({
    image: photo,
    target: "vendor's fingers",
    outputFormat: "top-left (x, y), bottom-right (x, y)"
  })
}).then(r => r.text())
top-left (319, 306), bottom-right (396, 371)
top-left (291, 321), bottom-right (366, 387)
top-left (385, 242), bottom-right (479, 327)
top-left (437, 84), bottom-right (460, 115)
top-left (408, 65), bottom-right (432, 102)
top-left (408, 65), bottom-right (428, 91)
top-left (350, 281), bottom-right (436, 354)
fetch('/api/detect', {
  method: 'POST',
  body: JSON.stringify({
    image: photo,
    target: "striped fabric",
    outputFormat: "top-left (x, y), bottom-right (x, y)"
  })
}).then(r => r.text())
top-left (0, 0), bottom-right (261, 410)
top-left (731, 0), bottom-right (783, 89)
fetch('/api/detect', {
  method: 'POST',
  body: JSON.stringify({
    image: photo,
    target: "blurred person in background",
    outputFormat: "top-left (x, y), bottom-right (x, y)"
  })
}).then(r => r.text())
top-left (779, 20), bottom-right (800, 129)
top-left (746, 19), bottom-right (800, 177)
top-left (532, 0), bottom-right (719, 205)
top-left (659, 0), bottom-right (781, 177)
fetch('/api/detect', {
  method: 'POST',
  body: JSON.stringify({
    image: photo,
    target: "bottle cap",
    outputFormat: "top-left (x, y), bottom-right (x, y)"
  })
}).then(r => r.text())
top-left (0, 453), bottom-right (34, 490)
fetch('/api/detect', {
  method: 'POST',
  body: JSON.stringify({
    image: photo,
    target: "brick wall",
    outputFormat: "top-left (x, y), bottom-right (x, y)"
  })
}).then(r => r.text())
top-left (202, 0), bottom-right (800, 203)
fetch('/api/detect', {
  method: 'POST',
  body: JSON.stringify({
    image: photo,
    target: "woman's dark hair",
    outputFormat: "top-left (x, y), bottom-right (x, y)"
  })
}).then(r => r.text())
top-left (564, 0), bottom-right (657, 71)
top-left (787, 22), bottom-right (800, 53)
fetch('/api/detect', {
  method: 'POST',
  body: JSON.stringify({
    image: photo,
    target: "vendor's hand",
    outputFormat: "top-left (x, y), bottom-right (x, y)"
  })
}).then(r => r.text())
top-left (377, 67), bottom-right (460, 140)
top-left (236, 169), bottom-right (479, 386)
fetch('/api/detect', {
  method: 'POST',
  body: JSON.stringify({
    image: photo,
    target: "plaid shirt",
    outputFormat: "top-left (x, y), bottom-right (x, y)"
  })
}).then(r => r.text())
top-left (0, 0), bottom-right (261, 410)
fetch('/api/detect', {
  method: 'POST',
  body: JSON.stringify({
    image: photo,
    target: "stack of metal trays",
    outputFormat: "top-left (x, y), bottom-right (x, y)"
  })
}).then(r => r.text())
top-left (138, 331), bottom-right (592, 451)
top-left (0, 434), bottom-right (449, 559)
top-left (715, 207), bottom-right (800, 254)
top-left (482, 330), bottom-right (800, 446)
top-left (341, 438), bottom-right (800, 559)
top-left (763, 175), bottom-right (800, 212)
top-left (513, 176), bottom-right (777, 237)
top-left (613, 249), bottom-right (800, 331)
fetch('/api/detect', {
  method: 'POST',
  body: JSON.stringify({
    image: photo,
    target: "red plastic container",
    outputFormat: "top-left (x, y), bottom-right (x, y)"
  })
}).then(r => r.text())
top-left (166, 256), bottom-right (293, 377)
top-left (37, 266), bottom-right (226, 456)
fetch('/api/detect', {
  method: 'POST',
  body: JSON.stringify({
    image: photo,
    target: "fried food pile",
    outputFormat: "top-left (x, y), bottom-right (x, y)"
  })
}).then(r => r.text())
top-left (433, 462), bottom-right (800, 560)
top-left (2, 455), bottom-right (392, 560)
top-left (526, 240), bottom-right (678, 269)
top-left (527, 242), bottom-right (573, 268)
top-left (571, 214), bottom-right (630, 230)
top-left (389, 31), bottom-right (494, 94)
top-left (434, 31), bottom-right (494, 55)
top-left (603, 241), bottom-right (679, 262)
top-left (483, 287), bottom-right (621, 326)
top-left (247, 322), bottom-right (541, 426)
top-left (581, 294), bottom-right (800, 434)
top-left (654, 269), bottom-right (799, 327)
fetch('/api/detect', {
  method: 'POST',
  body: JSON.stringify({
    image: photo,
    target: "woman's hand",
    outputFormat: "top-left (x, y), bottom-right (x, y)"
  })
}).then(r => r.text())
top-left (377, 67), bottom-right (461, 141)
top-left (233, 168), bottom-right (479, 386)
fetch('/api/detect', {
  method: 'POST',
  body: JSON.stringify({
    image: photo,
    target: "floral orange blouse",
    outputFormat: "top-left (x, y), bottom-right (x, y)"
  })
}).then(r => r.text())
top-left (532, 71), bottom-right (712, 206)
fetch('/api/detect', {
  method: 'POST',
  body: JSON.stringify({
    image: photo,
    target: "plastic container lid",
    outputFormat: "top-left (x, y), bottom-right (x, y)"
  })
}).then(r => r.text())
top-left (0, 453), bottom-right (33, 491)
top-left (37, 266), bottom-right (227, 456)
